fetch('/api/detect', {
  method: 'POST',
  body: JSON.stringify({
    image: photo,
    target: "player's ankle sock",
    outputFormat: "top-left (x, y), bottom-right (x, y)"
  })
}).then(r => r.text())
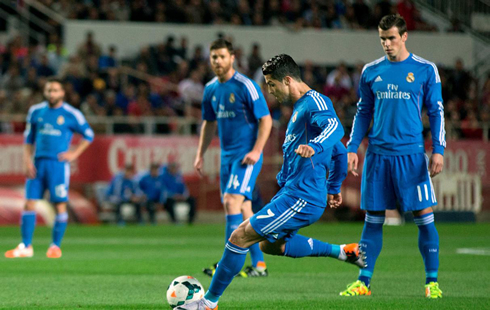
top-left (21, 211), bottom-right (36, 247)
top-left (415, 212), bottom-right (439, 284)
top-left (225, 214), bottom-right (243, 243)
top-left (284, 234), bottom-right (334, 258)
top-left (249, 243), bottom-right (265, 270)
top-left (357, 212), bottom-right (385, 287)
top-left (52, 212), bottom-right (68, 247)
top-left (206, 241), bottom-right (248, 302)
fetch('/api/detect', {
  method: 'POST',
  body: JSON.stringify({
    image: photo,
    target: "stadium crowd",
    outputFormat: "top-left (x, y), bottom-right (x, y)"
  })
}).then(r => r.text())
top-left (40, 0), bottom-right (444, 32)
top-left (0, 1), bottom-right (487, 139)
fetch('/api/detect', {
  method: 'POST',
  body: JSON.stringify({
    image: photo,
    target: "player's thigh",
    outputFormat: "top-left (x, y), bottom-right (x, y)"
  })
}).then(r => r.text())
top-left (249, 193), bottom-right (319, 244)
top-left (393, 153), bottom-right (436, 212)
top-left (361, 152), bottom-right (396, 211)
top-left (25, 159), bottom-right (46, 200)
top-left (46, 160), bottom-right (70, 203)
top-left (223, 155), bottom-right (263, 200)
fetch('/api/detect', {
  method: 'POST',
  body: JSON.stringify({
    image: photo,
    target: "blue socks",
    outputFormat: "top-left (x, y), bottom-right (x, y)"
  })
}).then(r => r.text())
top-left (414, 213), bottom-right (439, 284)
top-left (205, 241), bottom-right (248, 303)
top-left (225, 214), bottom-right (243, 243)
top-left (284, 234), bottom-right (340, 258)
top-left (21, 211), bottom-right (36, 247)
top-left (358, 213), bottom-right (385, 287)
top-left (52, 212), bottom-right (68, 247)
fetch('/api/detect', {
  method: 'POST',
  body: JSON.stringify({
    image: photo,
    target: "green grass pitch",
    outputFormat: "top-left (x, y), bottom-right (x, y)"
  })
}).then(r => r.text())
top-left (1, 223), bottom-right (489, 309)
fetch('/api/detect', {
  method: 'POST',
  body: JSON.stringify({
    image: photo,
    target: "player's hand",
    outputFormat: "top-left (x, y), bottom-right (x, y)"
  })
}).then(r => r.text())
top-left (242, 150), bottom-right (261, 165)
top-left (327, 193), bottom-right (342, 208)
top-left (58, 151), bottom-right (78, 162)
top-left (295, 145), bottom-right (315, 158)
top-left (429, 153), bottom-right (444, 177)
top-left (194, 156), bottom-right (204, 178)
top-left (347, 152), bottom-right (359, 177)
top-left (24, 159), bottom-right (36, 179)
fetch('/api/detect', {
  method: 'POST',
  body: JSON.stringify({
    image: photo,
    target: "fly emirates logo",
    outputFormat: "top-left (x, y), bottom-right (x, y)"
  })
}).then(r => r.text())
top-left (376, 84), bottom-right (411, 100)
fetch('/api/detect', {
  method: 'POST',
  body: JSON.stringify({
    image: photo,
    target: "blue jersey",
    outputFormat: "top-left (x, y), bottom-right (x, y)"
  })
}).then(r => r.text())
top-left (160, 166), bottom-right (189, 200)
top-left (277, 90), bottom-right (344, 208)
top-left (347, 54), bottom-right (446, 156)
top-left (327, 142), bottom-right (348, 195)
top-left (138, 173), bottom-right (164, 202)
top-left (24, 102), bottom-right (94, 159)
top-left (106, 173), bottom-right (138, 203)
top-left (202, 72), bottom-right (270, 161)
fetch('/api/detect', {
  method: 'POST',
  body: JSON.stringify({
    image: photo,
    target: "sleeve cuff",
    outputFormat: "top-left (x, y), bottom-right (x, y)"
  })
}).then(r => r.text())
top-left (432, 145), bottom-right (445, 155)
top-left (346, 144), bottom-right (359, 153)
top-left (308, 143), bottom-right (322, 154)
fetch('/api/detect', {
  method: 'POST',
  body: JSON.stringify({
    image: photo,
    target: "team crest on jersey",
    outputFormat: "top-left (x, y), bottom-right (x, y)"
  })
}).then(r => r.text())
top-left (57, 115), bottom-right (64, 125)
top-left (292, 112), bottom-right (298, 123)
top-left (229, 93), bottom-right (235, 103)
top-left (406, 72), bottom-right (415, 83)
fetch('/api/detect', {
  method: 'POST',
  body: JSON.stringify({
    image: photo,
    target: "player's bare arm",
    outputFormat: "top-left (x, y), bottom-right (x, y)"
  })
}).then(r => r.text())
top-left (58, 139), bottom-right (92, 162)
top-left (194, 120), bottom-right (217, 177)
top-left (242, 115), bottom-right (272, 165)
top-left (429, 153), bottom-right (444, 177)
top-left (347, 152), bottom-right (359, 177)
top-left (23, 144), bottom-right (36, 179)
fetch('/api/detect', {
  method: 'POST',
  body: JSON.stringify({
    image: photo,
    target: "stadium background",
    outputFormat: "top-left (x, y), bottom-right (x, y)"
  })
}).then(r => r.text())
top-left (1, 1), bottom-right (490, 309)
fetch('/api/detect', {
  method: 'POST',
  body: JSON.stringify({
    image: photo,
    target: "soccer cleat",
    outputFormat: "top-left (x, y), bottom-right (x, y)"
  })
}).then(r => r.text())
top-left (202, 262), bottom-right (218, 277)
top-left (425, 282), bottom-right (442, 298)
top-left (342, 243), bottom-right (367, 268)
top-left (339, 280), bottom-right (371, 296)
top-left (46, 245), bottom-right (62, 258)
top-left (175, 299), bottom-right (218, 310)
top-left (4, 243), bottom-right (33, 258)
top-left (236, 265), bottom-right (268, 278)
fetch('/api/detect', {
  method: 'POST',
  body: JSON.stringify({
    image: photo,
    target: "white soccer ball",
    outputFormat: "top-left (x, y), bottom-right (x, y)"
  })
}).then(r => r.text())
top-left (166, 275), bottom-right (205, 308)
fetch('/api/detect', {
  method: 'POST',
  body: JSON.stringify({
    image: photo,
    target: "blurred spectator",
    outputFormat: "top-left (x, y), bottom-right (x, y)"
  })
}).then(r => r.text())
top-left (248, 43), bottom-right (263, 76)
top-left (397, 0), bottom-right (416, 31)
top-left (98, 45), bottom-right (118, 71)
top-left (447, 58), bottom-right (471, 101)
top-left (137, 163), bottom-right (164, 225)
top-left (161, 162), bottom-right (196, 225)
top-left (106, 164), bottom-right (141, 226)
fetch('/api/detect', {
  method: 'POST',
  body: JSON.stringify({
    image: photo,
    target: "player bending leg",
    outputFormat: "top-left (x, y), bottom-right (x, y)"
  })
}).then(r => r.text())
top-left (339, 14), bottom-right (445, 299)
top-left (179, 54), bottom-right (365, 310)
top-left (5, 78), bottom-right (94, 259)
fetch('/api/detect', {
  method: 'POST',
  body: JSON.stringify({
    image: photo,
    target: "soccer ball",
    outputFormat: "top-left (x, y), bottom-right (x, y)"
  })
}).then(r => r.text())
top-left (166, 275), bottom-right (205, 308)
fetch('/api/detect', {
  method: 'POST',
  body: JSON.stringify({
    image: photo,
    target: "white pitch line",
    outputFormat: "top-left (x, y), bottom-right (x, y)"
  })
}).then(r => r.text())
top-left (456, 248), bottom-right (490, 256)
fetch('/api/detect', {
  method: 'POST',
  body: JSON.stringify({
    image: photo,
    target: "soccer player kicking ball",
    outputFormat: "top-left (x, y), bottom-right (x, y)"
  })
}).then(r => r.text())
top-left (340, 14), bottom-right (445, 299)
top-left (179, 54), bottom-right (365, 310)
top-left (194, 39), bottom-right (272, 278)
top-left (5, 78), bottom-right (94, 259)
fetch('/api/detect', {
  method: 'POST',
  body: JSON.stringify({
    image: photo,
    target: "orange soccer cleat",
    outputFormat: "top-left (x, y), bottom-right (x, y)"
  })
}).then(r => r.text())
top-left (46, 245), bottom-right (62, 258)
top-left (5, 243), bottom-right (34, 258)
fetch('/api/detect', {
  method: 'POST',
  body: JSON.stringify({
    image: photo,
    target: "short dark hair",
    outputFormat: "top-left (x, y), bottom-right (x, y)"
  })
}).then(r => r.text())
top-left (46, 77), bottom-right (64, 88)
top-left (210, 39), bottom-right (234, 54)
top-left (262, 54), bottom-right (301, 81)
top-left (379, 14), bottom-right (407, 36)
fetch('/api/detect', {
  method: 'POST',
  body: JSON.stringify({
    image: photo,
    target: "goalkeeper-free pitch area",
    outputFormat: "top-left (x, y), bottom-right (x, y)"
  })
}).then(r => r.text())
top-left (1, 222), bottom-right (489, 309)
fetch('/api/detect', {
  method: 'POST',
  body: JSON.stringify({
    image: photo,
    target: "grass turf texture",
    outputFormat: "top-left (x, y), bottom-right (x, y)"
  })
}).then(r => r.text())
top-left (1, 223), bottom-right (489, 309)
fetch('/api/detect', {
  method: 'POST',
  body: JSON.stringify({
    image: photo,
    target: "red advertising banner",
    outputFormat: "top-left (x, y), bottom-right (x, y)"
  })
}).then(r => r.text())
top-left (0, 135), bottom-right (488, 213)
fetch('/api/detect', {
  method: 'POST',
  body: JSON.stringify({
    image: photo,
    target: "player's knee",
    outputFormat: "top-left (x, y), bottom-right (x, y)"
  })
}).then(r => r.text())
top-left (229, 224), bottom-right (248, 247)
top-left (223, 194), bottom-right (242, 214)
top-left (24, 200), bottom-right (36, 211)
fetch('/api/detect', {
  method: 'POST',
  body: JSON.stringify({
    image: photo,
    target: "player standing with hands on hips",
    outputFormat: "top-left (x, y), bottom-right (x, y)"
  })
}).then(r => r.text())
top-left (5, 78), bottom-right (94, 259)
top-left (340, 14), bottom-right (445, 298)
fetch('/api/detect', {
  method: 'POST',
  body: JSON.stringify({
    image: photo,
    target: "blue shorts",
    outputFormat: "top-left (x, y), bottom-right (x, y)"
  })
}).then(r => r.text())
top-left (220, 154), bottom-right (263, 201)
top-left (361, 152), bottom-right (437, 212)
top-left (250, 190), bottom-right (324, 243)
top-left (26, 158), bottom-right (70, 203)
